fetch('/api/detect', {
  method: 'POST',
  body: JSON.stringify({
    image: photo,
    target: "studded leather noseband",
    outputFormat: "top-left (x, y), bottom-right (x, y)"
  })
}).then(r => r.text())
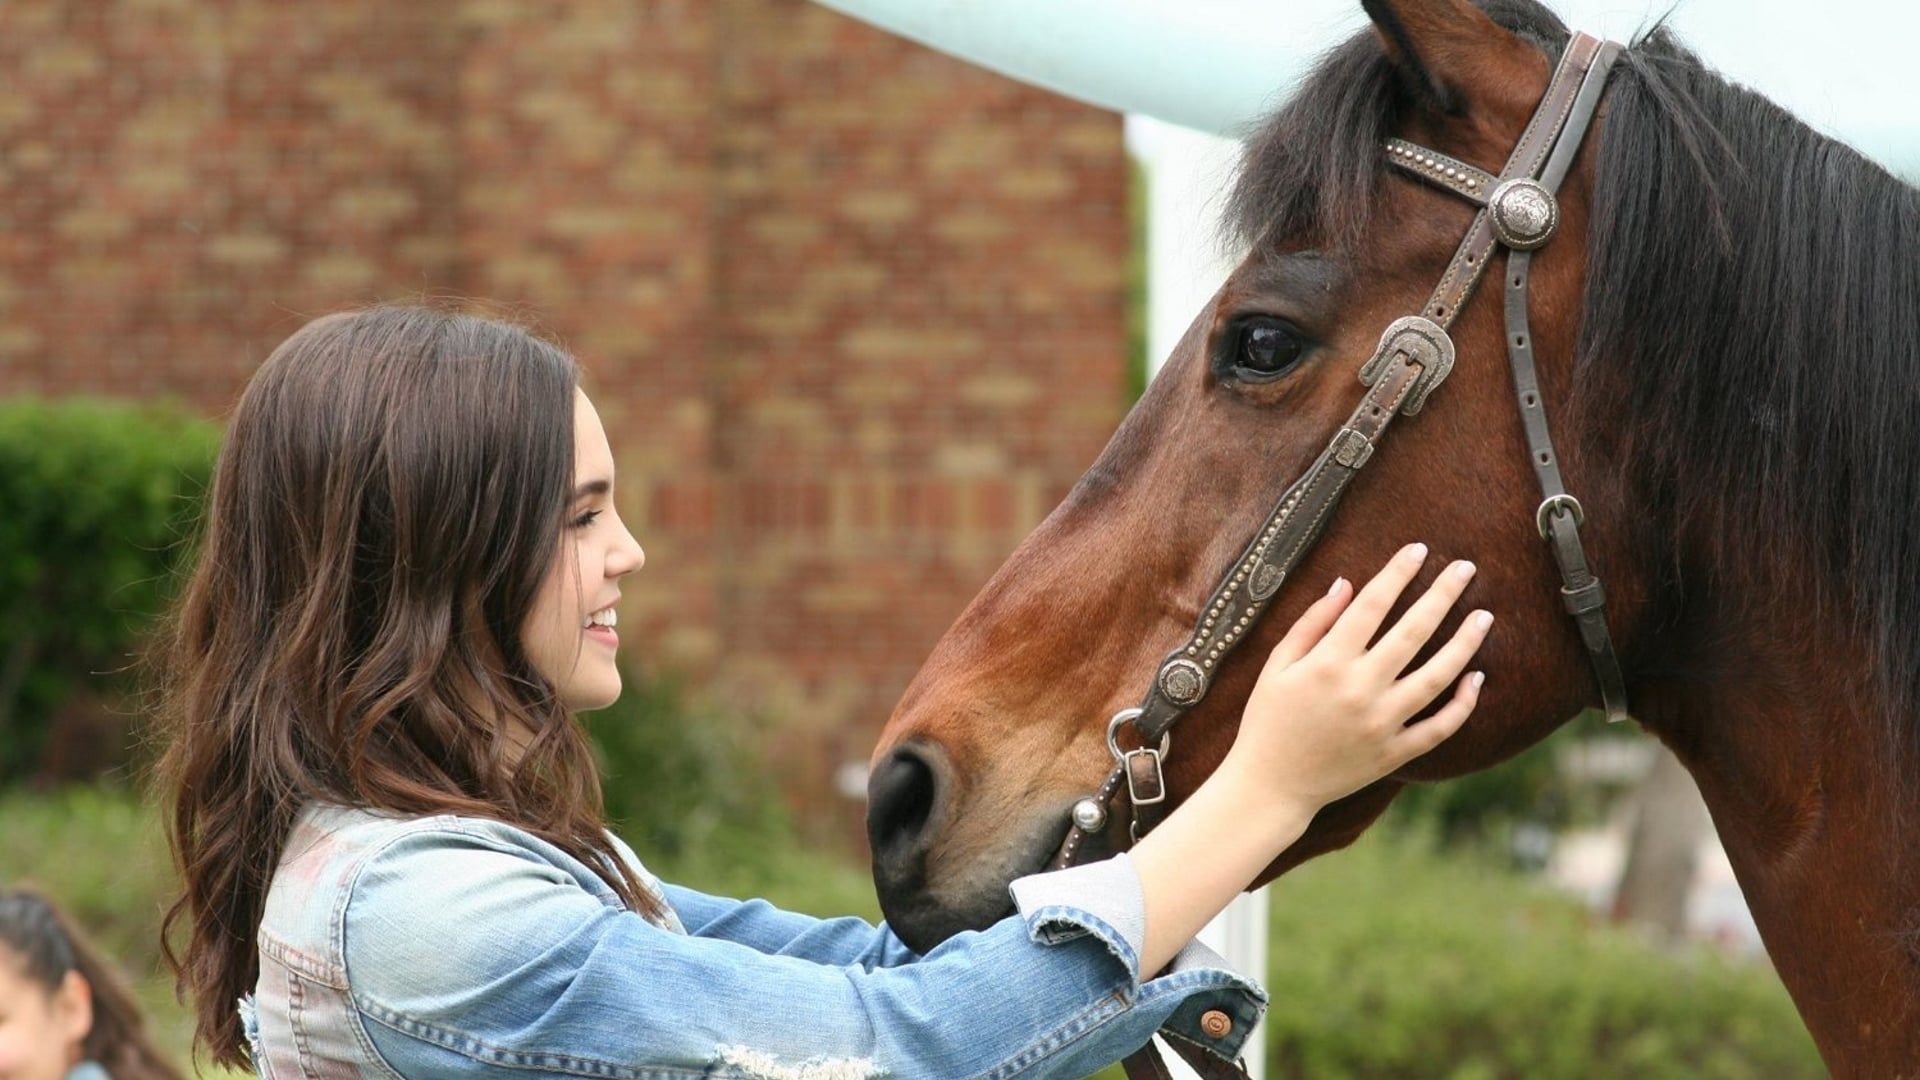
top-left (1065, 32), bottom-right (1631, 1080)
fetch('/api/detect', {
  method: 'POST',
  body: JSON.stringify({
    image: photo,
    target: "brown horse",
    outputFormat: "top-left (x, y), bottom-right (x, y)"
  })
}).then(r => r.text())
top-left (866, 0), bottom-right (1920, 1072)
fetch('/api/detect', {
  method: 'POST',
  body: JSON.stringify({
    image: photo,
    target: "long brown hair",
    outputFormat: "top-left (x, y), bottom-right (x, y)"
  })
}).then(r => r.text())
top-left (0, 888), bottom-right (182, 1080)
top-left (148, 302), bottom-right (659, 1067)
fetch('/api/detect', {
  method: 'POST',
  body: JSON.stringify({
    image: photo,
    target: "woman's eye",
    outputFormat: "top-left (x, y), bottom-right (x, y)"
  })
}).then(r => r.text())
top-left (1231, 318), bottom-right (1307, 378)
top-left (573, 510), bottom-right (602, 529)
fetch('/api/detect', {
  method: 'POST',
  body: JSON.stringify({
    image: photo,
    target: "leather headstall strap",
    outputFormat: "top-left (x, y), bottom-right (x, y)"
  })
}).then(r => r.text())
top-left (1071, 32), bottom-right (1628, 1080)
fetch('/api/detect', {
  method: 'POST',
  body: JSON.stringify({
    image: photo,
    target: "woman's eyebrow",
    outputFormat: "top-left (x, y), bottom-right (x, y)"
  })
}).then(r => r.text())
top-left (572, 478), bottom-right (611, 501)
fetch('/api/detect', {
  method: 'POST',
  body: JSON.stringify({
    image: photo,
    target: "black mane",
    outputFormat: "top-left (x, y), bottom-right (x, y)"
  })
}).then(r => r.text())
top-left (1228, 1), bottom-right (1920, 763)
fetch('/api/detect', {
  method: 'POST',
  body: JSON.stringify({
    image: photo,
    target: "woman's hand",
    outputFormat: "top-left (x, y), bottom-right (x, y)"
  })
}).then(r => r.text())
top-left (1128, 541), bottom-right (1489, 976)
top-left (1221, 541), bottom-right (1490, 815)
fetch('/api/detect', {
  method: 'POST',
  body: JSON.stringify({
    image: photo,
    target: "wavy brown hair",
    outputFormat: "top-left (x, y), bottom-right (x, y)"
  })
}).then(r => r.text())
top-left (0, 888), bottom-right (182, 1080)
top-left (148, 302), bottom-right (660, 1067)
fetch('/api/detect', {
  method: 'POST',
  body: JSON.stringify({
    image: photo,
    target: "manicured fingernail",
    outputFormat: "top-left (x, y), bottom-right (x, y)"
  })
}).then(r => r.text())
top-left (1405, 542), bottom-right (1429, 562)
top-left (1471, 671), bottom-right (1486, 689)
top-left (1327, 576), bottom-right (1347, 597)
top-left (1452, 560), bottom-right (1477, 580)
top-left (1473, 610), bottom-right (1494, 630)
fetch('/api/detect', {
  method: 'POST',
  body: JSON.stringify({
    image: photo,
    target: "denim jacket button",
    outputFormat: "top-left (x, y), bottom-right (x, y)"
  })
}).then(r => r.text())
top-left (1200, 1009), bottom-right (1233, 1038)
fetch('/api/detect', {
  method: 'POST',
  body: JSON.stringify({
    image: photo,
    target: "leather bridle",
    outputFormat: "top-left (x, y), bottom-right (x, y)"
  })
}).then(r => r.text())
top-left (1058, 31), bottom-right (1631, 1080)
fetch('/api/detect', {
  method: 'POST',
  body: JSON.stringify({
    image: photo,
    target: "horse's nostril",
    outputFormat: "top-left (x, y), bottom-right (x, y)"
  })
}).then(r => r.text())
top-left (867, 745), bottom-right (941, 866)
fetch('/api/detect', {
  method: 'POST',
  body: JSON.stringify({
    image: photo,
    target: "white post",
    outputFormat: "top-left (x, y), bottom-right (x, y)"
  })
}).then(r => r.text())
top-left (1128, 113), bottom-right (1269, 1080)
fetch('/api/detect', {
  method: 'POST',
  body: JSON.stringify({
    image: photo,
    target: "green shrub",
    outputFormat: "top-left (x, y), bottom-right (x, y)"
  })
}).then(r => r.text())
top-left (588, 662), bottom-right (791, 858)
top-left (0, 395), bottom-right (219, 784)
top-left (1262, 828), bottom-right (1822, 1077)
top-left (1389, 712), bottom-right (1641, 847)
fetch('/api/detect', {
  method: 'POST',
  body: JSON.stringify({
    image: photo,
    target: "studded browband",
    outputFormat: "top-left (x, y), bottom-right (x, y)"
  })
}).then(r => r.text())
top-left (1071, 32), bottom-right (1631, 1080)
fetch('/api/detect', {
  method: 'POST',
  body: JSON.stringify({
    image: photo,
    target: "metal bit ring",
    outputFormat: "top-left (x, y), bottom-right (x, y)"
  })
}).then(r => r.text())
top-left (1105, 707), bottom-right (1170, 764)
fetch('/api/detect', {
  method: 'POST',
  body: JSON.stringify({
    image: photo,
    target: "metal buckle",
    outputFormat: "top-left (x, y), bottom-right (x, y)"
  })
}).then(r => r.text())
top-left (1123, 748), bottom-right (1167, 807)
top-left (1536, 493), bottom-right (1585, 540)
top-left (1357, 316), bottom-right (1455, 415)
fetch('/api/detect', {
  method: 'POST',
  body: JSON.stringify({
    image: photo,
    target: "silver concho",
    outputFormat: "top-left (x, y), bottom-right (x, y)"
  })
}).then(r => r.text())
top-left (1489, 178), bottom-right (1558, 250)
top-left (1158, 658), bottom-right (1207, 706)
top-left (1249, 562), bottom-right (1284, 601)
top-left (1358, 315), bottom-right (1455, 415)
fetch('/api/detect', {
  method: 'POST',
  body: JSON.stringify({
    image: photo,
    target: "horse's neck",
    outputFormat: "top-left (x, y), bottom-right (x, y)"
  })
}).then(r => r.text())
top-left (1637, 596), bottom-right (1920, 1073)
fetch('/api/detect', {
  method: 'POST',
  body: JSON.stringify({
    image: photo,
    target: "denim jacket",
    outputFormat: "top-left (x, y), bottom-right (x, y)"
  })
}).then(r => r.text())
top-left (238, 802), bottom-right (1265, 1079)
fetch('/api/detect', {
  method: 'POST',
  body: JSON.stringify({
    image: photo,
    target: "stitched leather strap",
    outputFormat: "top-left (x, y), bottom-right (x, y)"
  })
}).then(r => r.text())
top-left (1499, 39), bottom-right (1630, 722)
top-left (1384, 139), bottom-right (1495, 205)
top-left (1418, 33), bottom-right (1601, 329)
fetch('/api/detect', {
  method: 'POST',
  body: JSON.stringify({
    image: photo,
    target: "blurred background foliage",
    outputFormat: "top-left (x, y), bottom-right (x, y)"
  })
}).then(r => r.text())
top-left (0, 397), bottom-right (218, 786)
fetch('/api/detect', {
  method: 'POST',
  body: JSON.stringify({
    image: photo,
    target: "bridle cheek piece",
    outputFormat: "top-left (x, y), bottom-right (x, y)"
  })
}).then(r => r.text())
top-left (1060, 32), bottom-right (1633, 1080)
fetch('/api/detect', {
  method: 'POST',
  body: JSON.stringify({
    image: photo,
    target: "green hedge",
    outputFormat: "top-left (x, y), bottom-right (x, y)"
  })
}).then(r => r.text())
top-left (0, 395), bottom-right (219, 783)
top-left (588, 664), bottom-right (791, 859)
top-left (1263, 825), bottom-right (1822, 1077)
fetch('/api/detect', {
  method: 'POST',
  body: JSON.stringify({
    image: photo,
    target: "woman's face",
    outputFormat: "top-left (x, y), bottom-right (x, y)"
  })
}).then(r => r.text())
top-left (520, 387), bottom-right (646, 715)
top-left (0, 955), bottom-right (87, 1080)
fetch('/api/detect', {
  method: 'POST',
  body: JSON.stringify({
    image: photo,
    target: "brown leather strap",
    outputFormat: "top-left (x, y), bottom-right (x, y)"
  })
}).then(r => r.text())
top-left (1130, 350), bottom-right (1427, 745)
top-left (1385, 139), bottom-right (1494, 206)
top-left (1498, 39), bottom-right (1630, 722)
top-left (1122, 1044), bottom-right (1178, 1080)
top-left (1121, 1037), bottom-right (1254, 1080)
top-left (1419, 33), bottom-right (1602, 329)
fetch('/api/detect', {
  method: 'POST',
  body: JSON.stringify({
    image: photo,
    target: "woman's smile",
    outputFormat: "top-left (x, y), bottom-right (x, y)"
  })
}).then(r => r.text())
top-left (584, 602), bottom-right (619, 649)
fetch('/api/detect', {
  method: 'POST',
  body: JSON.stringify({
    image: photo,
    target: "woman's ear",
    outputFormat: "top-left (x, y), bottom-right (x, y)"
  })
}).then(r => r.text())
top-left (1361, 0), bottom-right (1546, 123)
top-left (52, 970), bottom-right (93, 1052)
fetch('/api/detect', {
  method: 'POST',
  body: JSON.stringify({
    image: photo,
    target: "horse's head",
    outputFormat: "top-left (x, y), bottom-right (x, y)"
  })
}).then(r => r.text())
top-left (870, 0), bottom-right (1654, 950)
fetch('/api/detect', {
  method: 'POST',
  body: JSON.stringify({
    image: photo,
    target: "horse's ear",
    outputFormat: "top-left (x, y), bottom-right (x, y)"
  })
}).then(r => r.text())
top-left (1360, 0), bottom-right (1538, 117)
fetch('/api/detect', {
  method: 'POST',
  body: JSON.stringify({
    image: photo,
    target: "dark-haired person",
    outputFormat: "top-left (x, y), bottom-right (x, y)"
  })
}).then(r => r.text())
top-left (154, 304), bottom-right (1491, 1077)
top-left (0, 889), bottom-right (181, 1080)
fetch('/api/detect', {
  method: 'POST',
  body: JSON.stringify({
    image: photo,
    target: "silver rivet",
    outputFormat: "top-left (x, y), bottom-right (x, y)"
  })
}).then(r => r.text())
top-left (1071, 798), bottom-right (1108, 833)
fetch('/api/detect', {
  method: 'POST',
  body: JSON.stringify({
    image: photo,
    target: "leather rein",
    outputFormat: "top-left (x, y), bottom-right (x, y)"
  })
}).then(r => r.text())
top-left (1060, 32), bottom-right (1631, 1080)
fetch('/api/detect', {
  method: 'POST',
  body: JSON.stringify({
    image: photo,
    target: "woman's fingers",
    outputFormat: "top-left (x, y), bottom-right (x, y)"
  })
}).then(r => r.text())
top-left (1366, 557), bottom-right (1478, 676)
top-left (1262, 576), bottom-right (1354, 672)
top-left (1383, 606), bottom-right (1494, 717)
top-left (1321, 542), bottom-right (1431, 656)
top-left (1391, 670), bottom-right (1483, 761)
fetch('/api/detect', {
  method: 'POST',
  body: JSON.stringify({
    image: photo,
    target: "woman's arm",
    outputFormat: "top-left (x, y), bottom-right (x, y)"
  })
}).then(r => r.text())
top-left (657, 882), bottom-right (924, 970)
top-left (343, 826), bottom-right (1258, 1080)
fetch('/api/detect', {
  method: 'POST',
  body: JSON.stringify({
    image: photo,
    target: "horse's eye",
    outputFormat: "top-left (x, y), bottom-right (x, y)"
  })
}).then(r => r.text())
top-left (1232, 318), bottom-right (1306, 379)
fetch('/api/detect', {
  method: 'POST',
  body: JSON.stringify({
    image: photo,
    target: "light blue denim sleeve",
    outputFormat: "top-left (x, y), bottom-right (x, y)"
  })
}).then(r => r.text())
top-left (660, 882), bottom-right (925, 971)
top-left (343, 827), bottom-right (1264, 1079)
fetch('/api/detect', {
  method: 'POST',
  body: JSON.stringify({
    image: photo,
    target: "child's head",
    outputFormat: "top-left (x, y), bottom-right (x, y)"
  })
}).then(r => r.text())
top-left (153, 302), bottom-right (655, 1066)
top-left (0, 890), bottom-right (177, 1080)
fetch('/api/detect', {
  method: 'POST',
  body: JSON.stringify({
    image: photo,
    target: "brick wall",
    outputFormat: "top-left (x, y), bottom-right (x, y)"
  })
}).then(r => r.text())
top-left (0, 0), bottom-right (1129, 842)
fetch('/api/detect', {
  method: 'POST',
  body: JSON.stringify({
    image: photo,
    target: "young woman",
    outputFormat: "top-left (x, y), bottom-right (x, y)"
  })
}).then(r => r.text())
top-left (155, 303), bottom-right (1490, 1078)
top-left (0, 889), bottom-right (181, 1080)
